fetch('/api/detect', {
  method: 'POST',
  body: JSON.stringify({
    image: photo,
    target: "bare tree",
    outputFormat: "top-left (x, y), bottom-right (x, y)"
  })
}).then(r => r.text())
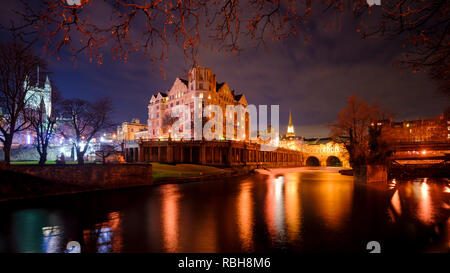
top-left (59, 97), bottom-right (115, 165)
top-left (0, 42), bottom-right (47, 164)
top-left (162, 112), bottom-right (178, 136)
top-left (6, 1), bottom-right (448, 92)
top-left (331, 94), bottom-right (385, 167)
top-left (95, 143), bottom-right (117, 164)
top-left (26, 85), bottom-right (62, 165)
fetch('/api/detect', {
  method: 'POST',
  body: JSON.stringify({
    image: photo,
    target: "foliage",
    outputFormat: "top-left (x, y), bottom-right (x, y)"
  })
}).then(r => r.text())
top-left (331, 94), bottom-right (389, 167)
top-left (6, 1), bottom-right (448, 92)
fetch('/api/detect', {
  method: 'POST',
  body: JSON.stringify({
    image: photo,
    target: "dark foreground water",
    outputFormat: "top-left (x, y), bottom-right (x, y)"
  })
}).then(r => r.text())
top-left (0, 168), bottom-right (448, 253)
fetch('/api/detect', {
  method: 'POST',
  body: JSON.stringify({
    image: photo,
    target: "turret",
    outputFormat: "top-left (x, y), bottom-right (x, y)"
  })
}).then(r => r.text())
top-left (45, 75), bottom-right (51, 89)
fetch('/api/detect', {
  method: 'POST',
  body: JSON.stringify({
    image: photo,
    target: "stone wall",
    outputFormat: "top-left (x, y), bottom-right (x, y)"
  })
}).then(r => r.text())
top-left (0, 164), bottom-right (153, 189)
top-left (0, 146), bottom-right (61, 161)
top-left (353, 165), bottom-right (388, 184)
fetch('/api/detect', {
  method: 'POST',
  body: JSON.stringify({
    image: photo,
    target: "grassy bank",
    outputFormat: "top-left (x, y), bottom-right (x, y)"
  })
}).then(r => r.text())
top-left (0, 162), bottom-right (246, 201)
top-left (151, 163), bottom-right (230, 179)
top-left (8, 161), bottom-right (229, 179)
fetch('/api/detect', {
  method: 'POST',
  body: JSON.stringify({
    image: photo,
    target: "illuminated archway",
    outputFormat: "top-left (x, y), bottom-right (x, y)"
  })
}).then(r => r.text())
top-left (326, 156), bottom-right (342, 167)
top-left (306, 156), bottom-right (320, 166)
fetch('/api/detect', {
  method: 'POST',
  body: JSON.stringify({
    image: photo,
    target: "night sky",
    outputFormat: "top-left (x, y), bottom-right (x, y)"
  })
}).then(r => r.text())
top-left (1, 1), bottom-right (448, 137)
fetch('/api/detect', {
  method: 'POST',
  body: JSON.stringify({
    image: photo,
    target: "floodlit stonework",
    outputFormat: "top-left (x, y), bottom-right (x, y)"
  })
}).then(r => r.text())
top-left (117, 118), bottom-right (148, 141)
top-left (147, 66), bottom-right (249, 140)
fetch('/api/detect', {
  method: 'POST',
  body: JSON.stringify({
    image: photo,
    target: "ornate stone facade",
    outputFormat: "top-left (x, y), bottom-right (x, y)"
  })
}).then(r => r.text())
top-left (147, 66), bottom-right (249, 140)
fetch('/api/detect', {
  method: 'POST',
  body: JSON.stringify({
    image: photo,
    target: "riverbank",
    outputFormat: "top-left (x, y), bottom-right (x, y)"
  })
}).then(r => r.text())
top-left (0, 163), bottom-right (256, 202)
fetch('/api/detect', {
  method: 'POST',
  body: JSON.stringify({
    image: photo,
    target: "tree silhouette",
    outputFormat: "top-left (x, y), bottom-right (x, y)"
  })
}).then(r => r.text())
top-left (0, 42), bottom-right (47, 164)
top-left (6, 1), bottom-right (448, 92)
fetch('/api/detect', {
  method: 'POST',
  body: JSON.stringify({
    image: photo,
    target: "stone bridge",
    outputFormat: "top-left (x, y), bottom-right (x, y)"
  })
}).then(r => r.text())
top-left (301, 138), bottom-right (350, 168)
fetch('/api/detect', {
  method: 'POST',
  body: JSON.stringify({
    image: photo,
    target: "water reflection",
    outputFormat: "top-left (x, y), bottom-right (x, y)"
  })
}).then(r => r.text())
top-left (394, 178), bottom-right (448, 226)
top-left (237, 182), bottom-right (254, 252)
top-left (0, 169), bottom-right (448, 253)
top-left (284, 173), bottom-right (301, 243)
top-left (304, 172), bottom-right (354, 231)
top-left (42, 226), bottom-right (62, 253)
top-left (160, 184), bottom-right (180, 252)
top-left (265, 175), bottom-right (286, 245)
top-left (83, 211), bottom-right (122, 253)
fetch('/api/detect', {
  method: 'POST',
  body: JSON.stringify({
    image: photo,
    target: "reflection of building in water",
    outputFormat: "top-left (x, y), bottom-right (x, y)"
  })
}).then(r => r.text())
top-left (160, 184), bottom-right (180, 252)
top-left (284, 172), bottom-right (301, 242)
top-left (82, 212), bottom-right (122, 253)
top-left (263, 172), bottom-right (304, 245)
top-left (237, 182), bottom-right (254, 252)
top-left (311, 173), bottom-right (354, 230)
top-left (389, 178), bottom-right (447, 225)
top-left (42, 226), bottom-right (62, 253)
top-left (265, 176), bottom-right (286, 243)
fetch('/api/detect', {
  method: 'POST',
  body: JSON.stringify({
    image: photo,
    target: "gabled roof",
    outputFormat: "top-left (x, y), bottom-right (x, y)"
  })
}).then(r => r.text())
top-left (216, 82), bottom-right (225, 91)
top-left (180, 78), bottom-right (189, 86)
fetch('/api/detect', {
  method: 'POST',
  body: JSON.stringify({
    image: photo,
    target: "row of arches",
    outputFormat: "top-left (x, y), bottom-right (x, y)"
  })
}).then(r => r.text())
top-left (305, 156), bottom-right (342, 167)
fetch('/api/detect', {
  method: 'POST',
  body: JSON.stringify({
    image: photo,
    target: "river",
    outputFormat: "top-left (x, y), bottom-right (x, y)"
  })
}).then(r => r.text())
top-left (0, 167), bottom-right (448, 253)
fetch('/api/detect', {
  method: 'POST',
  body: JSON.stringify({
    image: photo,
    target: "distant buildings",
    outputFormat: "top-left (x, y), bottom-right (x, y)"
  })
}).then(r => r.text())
top-left (14, 68), bottom-right (53, 145)
top-left (380, 111), bottom-right (450, 142)
top-left (24, 67), bottom-right (52, 118)
top-left (117, 118), bottom-right (148, 141)
top-left (147, 66), bottom-right (249, 140)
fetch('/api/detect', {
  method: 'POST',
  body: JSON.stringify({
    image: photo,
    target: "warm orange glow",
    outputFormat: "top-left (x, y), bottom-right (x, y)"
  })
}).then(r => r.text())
top-left (82, 211), bottom-right (122, 253)
top-left (391, 190), bottom-right (402, 217)
top-left (284, 173), bottom-right (301, 242)
top-left (264, 176), bottom-right (285, 243)
top-left (161, 184), bottom-right (180, 252)
top-left (417, 181), bottom-right (433, 224)
top-left (237, 182), bottom-right (254, 251)
top-left (314, 173), bottom-right (353, 230)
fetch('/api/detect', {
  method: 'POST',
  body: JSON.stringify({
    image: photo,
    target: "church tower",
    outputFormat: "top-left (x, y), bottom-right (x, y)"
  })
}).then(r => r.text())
top-left (286, 110), bottom-right (295, 138)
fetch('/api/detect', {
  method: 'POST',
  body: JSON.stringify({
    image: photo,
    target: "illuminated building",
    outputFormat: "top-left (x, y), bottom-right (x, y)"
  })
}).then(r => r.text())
top-left (302, 137), bottom-right (350, 167)
top-left (286, 110), bottom-right (295, 138)
top-left (147, 66), bottom-right (249, 140)
top-left (379, 111), bottom-right (450, 142)
top-left (279, 111), bottom-right (303, 151)
top-left (117, 118), bottom-right (148, 141)
top-left (12, 68), bottom-right (52, 145)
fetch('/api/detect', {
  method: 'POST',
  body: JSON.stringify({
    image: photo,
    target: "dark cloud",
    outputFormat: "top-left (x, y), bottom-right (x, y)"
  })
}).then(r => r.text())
top-left (1, 3), bottom-right (447, 137)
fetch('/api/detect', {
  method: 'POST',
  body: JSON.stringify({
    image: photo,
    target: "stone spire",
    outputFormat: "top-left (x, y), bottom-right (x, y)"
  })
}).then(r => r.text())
top-left (286, 109), bottom-right (295, 138)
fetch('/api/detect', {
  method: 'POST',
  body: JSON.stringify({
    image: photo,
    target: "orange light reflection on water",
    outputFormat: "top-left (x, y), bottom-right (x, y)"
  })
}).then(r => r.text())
top-left (237, 182), bottom-right (254, 251)
top-left (160, 184), bottom-right (180, 252)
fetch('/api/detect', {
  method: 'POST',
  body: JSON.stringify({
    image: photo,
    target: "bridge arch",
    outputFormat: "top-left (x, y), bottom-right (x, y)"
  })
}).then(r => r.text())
top-left (306, 156), bottom-right (320, 166)
top-left (326, 156), bottom-right (342, 167)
